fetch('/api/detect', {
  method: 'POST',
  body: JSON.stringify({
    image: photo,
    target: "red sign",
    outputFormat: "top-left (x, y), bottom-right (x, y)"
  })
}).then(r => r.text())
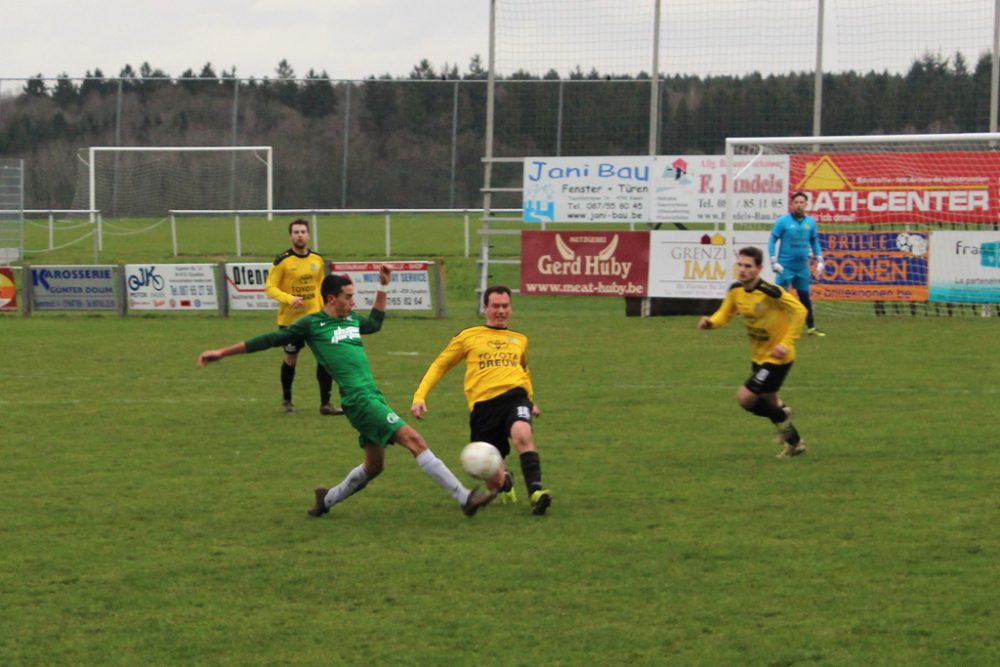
top-left (520, 231), bottom-right (649, 297)
top-left (790, 152), bottom-right (1000, 224)
top-left (0, 267), bottom-right (16, 312)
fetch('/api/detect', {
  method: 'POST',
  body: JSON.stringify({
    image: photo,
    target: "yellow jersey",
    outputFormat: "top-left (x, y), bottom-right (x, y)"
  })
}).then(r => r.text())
top-left (264, 249), bottom-right (325, 326)
top-left (413, 325), bottom-right (533, 411)
top-left (707, 280), bottom-right (807, 365)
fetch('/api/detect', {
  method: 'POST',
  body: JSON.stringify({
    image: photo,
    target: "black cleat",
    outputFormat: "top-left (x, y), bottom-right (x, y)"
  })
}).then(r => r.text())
top-left (462, 487), bottom-right (498, 517)
top-left (307, 486), bottom-right (330, 517)
top-left (282, 400), bottom-right (295, 413)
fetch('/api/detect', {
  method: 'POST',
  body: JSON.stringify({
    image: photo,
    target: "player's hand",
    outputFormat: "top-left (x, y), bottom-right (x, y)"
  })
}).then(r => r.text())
top-left (771, 261), bottom-right (784, 274)
top-left (815, 261), bottom-right (825, 277)
top-left (197, 350), bottom-right (222, 367)
top-left (379, 264), bottom-right (392, 285)
top-left (697, 316), bottom-right (712, 330)
top-left (290, 296), bottom-right (304, 308)
top-left (532, 404), bottom-right (541, 417)
top-left (772, 344), bottom-right (789, 360)
top-left (410, 401), bottom-right (428, 419)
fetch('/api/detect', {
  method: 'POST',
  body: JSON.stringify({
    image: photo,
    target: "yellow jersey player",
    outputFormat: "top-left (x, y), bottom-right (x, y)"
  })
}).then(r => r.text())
top-left (411, 285), bottom-right (552, 515)
top-left (698, 246), bottom-right (809, 458)
top-left (264, 219), bottom-right (341, 415)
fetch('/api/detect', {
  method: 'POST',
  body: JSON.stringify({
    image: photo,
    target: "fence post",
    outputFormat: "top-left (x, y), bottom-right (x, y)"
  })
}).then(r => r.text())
top-left (171, 214), bottom-right (178, 257)
top-left (235, 213), bottom-right (242, 257)
top-left (48, 212), bottom-right (54, 250)
top-left (385, 211), bottom-right (391, 256)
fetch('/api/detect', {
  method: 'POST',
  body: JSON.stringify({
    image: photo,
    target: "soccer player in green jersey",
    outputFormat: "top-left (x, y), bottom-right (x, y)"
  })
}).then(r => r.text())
top-left (698, 246), bottom-right (809, 458)
top-left (198, 264), bottom-right (497, 517)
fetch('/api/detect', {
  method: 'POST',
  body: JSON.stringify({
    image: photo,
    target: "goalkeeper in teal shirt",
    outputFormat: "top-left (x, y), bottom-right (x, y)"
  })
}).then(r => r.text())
top-left (197, 264), bottom-right (497, 519)
top-left (768, 191), bottom-right (825, 336)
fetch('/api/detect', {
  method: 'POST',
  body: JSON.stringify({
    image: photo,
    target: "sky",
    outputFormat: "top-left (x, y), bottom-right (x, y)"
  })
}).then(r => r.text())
top-left (3, 1), bottom-right (490, 81)
top-left (3, 1), bottom-right (994, 83)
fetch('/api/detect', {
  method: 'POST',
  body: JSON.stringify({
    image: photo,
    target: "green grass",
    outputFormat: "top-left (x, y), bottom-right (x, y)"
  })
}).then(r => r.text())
top-left (2, 218), bottom-right (1000, 665)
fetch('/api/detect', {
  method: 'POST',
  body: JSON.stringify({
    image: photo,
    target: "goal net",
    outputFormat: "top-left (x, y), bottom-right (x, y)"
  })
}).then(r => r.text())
top-left (74, 147), bottom-right (272, 220)
top-left (726, 133), bottom-right (1000, 317)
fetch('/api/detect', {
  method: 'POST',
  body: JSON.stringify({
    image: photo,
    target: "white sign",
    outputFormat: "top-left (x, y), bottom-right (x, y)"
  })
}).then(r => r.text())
top-left (224, 262), bottom-right (275, 311)
top-left (522, 155), bottom-right (789, 224)
top-left (653, 155), bottom-right (789, 224)
top-left (30, 265), bottom-right (117, 310)
top-left (523, 156), bottom-right (652, 223)
top-left (330, 261), bottom-right (433, 310)
top-left (126, 263), bottom-right (218, 311)
top-left (647, 231), bottom-right (773, 299)
top-left (929, 231), bottom-right (1000, 303)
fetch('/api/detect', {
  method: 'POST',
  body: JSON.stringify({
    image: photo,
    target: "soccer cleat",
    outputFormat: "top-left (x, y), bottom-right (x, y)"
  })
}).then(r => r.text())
top-left (530, 489), bottom-right (553, 515)
top-left (776, 441), bottom-right (807, 459)
top-left (282, 400), bottom-right (295, 413)
top-left (462, 487), bottom-right (498, 517)
top-left (774, 419), bottom-right (800, 445)
top-left (320, 403), bottom-right (345, 416)
top-left (806, 327), bottom-right (826, 337)
top-left (499, 470), bottom-right (518, 504)
top-left (307, 486), bottom-right (330, 517)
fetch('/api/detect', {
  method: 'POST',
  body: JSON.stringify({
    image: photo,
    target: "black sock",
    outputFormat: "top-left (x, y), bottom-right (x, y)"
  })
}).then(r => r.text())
top-left (281, 362), bottom-right (295, 401)
top-left (799, 291), bottom-right (815, 328)
top-left (748, 399), bottom-right (786, 424)
top-left (316, 364), bottom-right (333, 404)
top-left (519, 451), bottom-right (543, 493)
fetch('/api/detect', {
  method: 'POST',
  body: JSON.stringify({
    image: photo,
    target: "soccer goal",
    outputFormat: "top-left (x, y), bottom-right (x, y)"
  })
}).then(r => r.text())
top-left (725, 133), bottom-right (1000, 317)
top-left (76, 146), bottom-right (273, 221)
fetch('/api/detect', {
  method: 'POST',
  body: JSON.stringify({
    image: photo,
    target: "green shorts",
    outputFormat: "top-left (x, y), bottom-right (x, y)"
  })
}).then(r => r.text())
top-left (343, 390), bottom-right (406, 448)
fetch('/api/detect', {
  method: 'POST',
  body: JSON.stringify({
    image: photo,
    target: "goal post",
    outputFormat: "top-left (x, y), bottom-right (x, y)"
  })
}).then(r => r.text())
top-left (725, 133), bottom-right (1000, 316)
top-left (82, 146), bottom-right (273, 222)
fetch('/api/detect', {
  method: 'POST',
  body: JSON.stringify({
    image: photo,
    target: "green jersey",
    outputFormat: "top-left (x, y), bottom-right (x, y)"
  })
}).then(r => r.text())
top-left (245, 308), bottom-right (386, 406)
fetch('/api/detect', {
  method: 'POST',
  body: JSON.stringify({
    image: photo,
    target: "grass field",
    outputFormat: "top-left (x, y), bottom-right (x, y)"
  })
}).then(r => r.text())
top-left (2, 217), bottom-right (1000, 665)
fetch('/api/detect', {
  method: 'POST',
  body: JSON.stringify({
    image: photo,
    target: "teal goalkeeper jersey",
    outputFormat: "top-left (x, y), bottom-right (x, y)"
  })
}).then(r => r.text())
top-left (245, 309), bottom-right (385, 405)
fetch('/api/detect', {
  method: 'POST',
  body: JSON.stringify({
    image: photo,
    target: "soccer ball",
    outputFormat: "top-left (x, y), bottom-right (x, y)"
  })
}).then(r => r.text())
top-left (460, 441), bottom-right (502, 480)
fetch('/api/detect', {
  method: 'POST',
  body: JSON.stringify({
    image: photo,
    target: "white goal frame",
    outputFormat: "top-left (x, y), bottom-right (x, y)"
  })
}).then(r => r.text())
top-left (86, 146), bottom-right (273, 222)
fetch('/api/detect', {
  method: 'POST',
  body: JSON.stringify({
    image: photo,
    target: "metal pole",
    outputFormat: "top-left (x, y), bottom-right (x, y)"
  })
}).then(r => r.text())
top-left (450, 81), bottom-right (459, 208)
top-left (112, 79), bottom-right (123, 219)
top-left (341, 85), bottom-right (351, 208)
top-left (813, 0), bottom-right (825, 137)
top-left (171, 214), bottom-right (178, 257)
top-left (481, 0), bottom-right (498, 313)
top-left (384, 212), bottom-right (391, 256)
top-left (89, 147), bottom-right (96, 223)
top-left (49, 212), bottom-right (54, 250)
top-left (556, 80), bottom-right (564, 157)
top-left (230, 77), bottom-right (239, 210)
top-left (235, 213), bottom-right (242, 257)
top-left (648, 0), bottom-right (661, 155)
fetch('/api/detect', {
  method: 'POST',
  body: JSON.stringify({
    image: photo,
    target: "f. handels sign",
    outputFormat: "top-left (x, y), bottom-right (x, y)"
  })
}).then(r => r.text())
top-left (791, 152), bottom-right (1000, 224)
top-left (520, 231), bottom-right (649, 296)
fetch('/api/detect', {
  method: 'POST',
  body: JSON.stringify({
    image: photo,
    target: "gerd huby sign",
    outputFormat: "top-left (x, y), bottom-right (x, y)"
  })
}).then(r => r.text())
top-left (520, 231), bottom-right (649, 297)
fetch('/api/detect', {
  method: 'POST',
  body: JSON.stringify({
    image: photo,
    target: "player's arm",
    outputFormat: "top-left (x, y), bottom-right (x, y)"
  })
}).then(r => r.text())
top-left (264, 258), bottom-right (298, 307)
top-left (521, 346), bottom-right (540, 416)
top-left (197, 341), bottom-right (247, 367)
top-left (411, 335), bottom-right (466, 418)
top-left (776, 288), bottom-right (807, 351)
top-left (358, 265), bottom-right (393, 334)
top-left (809, 221), bottom-right (824, 275)
top-left (699, 285), bottom-right (737, 330)
top-left (768, 220), bottom-right (783, 270)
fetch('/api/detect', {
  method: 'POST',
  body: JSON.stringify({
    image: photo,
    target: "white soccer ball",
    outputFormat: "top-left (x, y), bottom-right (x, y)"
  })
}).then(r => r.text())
top-left (460, 441), bottom-right (502, 480)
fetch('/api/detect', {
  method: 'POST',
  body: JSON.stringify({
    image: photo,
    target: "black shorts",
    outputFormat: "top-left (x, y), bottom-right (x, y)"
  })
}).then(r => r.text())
top-left (469, 387), bottom-right (534, 459)
top-left (279, 326), bottom-right (306, 355)
top-left (744, 362), bottom-right (793, 395)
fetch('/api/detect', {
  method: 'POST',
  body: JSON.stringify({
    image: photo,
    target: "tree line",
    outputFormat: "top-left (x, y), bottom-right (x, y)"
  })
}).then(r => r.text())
top-left (0, 53), bottom-right (992, 210)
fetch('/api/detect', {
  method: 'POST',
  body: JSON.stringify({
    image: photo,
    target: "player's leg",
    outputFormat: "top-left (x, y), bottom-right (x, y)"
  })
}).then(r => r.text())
top-left (280, 339), bottom-right (302, 412)
top-left (794, 274), bottom-right (824, 335)
top-left (740, 363), bottom-right (805, 456)
top-left (316, 364), bottom-right (344, 415)
top-left (468, 404), bottom-right (516, 500)
top-left (507, 397), bottom-right (551, 515)
top-left (308, 444), bottom-right (385, 517)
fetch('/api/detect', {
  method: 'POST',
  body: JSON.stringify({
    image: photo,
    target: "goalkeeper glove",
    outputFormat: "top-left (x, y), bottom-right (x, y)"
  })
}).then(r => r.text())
top-left (770, 257), bottom-right (784, 274)
top-left (815, 259), bottom-right (825, 277)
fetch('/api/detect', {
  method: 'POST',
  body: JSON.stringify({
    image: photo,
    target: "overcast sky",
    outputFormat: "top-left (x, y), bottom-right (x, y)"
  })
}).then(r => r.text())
top-left (3, 1), bottom-right (993, 82)
top-left (3, 1), bottom-right (490, 81)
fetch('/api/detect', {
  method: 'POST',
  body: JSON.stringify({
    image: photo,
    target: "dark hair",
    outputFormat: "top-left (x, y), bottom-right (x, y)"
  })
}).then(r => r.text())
top-left (791, 191), bottom-right (809, 202)
top-left (321, 274), bottom-right (353, 302)
top-left (483, 285), bottom-right (512, 306)
top-left (288, 218), bottom-right (310, 234)
top-left (738, 246), bottom-right (764, 266)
